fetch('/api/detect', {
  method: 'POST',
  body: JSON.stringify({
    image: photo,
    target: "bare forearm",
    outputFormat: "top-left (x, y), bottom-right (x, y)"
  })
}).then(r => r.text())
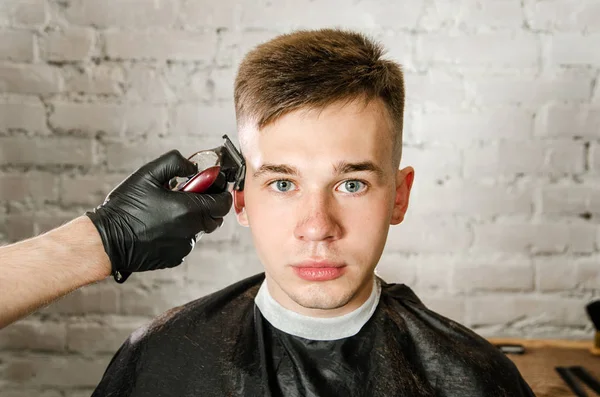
top-left (0, 216), bottom-right (111, 329)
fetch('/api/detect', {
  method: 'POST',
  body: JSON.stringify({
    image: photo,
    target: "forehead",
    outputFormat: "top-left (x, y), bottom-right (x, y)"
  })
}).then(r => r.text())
top-left (239, 99), bottom-right (394, 170)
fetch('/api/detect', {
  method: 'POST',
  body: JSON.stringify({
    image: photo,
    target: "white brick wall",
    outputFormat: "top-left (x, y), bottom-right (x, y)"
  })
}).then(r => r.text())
top-left (1, 0), bottom-right (600, 393)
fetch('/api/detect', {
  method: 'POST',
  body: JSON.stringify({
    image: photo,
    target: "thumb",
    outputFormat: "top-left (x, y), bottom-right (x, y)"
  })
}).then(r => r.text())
top-left (143, 150), bottom-right (197, 184)
top-left (185, 190), bottom-right (233, 219)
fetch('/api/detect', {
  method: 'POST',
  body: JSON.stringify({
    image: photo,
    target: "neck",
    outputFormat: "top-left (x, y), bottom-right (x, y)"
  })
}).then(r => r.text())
top-left (255, 275), bottom-right (381, 340)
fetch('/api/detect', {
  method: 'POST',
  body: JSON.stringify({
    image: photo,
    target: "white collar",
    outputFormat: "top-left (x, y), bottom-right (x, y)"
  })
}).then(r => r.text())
top-left (254, 277), bottom-right (381, 341)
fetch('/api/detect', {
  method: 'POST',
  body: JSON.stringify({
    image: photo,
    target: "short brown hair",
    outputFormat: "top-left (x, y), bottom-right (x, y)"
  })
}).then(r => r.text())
top-left (234, 28), bottom-right (405, 168)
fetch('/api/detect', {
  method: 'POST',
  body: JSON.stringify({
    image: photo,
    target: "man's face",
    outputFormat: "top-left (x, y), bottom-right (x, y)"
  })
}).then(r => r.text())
top-left (234, 98), bottom-right (414, 317)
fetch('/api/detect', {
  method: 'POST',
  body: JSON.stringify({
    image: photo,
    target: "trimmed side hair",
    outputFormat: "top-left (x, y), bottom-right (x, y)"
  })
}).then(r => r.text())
top-left (234, 28), bottom-right (405, 169)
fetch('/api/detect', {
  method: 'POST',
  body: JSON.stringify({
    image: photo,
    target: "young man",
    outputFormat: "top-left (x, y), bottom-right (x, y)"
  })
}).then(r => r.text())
top-left (92, 29), bottom-right (534, 396)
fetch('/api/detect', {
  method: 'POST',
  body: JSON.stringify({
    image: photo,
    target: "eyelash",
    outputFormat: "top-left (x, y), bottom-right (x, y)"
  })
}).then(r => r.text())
top-left (266, 179), bottom-right (370, 194)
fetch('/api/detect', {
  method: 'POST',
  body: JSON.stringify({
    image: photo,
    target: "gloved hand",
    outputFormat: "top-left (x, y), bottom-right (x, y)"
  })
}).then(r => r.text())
top-left (85, 150), bottom-right (233, 283)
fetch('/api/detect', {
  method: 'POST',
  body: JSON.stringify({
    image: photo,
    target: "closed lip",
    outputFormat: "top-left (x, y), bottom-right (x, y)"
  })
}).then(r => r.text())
top-left (292, 260), bottom-right (346, 268)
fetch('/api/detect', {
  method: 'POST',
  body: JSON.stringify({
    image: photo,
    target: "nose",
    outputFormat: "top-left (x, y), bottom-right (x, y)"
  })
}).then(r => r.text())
top-left (293, 192), bottom-right (343, 242)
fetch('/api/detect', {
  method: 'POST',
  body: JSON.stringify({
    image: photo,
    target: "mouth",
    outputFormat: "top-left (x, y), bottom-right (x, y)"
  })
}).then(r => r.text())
top-left (291, 260), bottom-right (347, 281)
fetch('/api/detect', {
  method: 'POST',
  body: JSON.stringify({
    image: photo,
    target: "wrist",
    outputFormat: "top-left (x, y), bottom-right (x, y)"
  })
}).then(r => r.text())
top-left (46, 216), bottom-right (112, 282)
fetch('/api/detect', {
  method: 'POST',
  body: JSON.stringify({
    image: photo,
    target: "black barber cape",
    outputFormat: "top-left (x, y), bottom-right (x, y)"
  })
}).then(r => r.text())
top-left (92, 273), bottom-right (534, 397)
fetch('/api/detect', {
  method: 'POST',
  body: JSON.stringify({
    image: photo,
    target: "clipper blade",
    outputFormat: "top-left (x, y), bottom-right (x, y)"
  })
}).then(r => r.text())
top-left (220, 134), bottom-right (245, 191)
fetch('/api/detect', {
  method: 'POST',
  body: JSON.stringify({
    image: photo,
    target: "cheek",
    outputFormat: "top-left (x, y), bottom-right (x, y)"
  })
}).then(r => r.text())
top-left (348, 191), bottom-right (393, 224)
top-left (245, 190), bottom-right (291, 250)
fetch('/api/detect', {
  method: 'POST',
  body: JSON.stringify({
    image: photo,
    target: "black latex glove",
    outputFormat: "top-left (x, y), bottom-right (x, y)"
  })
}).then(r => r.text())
top-left (85, 150), bottom-right (233, 283)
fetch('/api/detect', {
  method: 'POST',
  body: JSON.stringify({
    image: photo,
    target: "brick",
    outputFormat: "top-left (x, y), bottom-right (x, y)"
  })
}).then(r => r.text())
top-left (417, 33), bottom-right (538, 66)
top-left (104, 31), bottom-right (217, 62)
top-left (386, 216), bottom-right (472, 253)
top-left (591, 144), bottom-right (600, 174)
top-left (124, 64), bottom-right (174, 103)
top-left (525, 0), bottom-right (600, 31)
top-left (576, 257), bottom-right (600, 290)
top-left (575, 1), bottom-right (600, 32)
top-left (171, 103), bottom-right (236, 136)
top-left (0, 214), bottom-right (34, 242)
top-left (123, 64), bottom-right (212, 103)
top-left (463, 141), bottom-right (585, 178)
top-left (414, 109), bottom-right (533, 143)
top-left (67, 317), bottom-right (147, 353)
top-left (132, 262), bottom-right (188, 286)
top-left (0, 137), bottom-right (94, 166)
top-left (64, 0), bottom-right (178, 28)
top-left (401, 146), bottom-right (462, 180)
top-left (186, 243), bottom-right (255, 288)
top-left (452, 259), bottom-right (534, 292)
top-left (420, 0), bottom-right (523, 30)
top-left (467, 296), bottom-right (589, 327)
top-left (64, 391), bottom-right (96, 397)
top-left (1, 355), bottom-right (108, 387)
top-left (472, 223), bottom-right (596, 254)
top-left (216, 31), bottom-right (277, 68)
top-left (179, 0), bottom-right (240, 29)
top-left (420, 296), bottom-right (466, 323)
top-left (34, 212), bottom-right (80, 235)
top-left (50, 102), bottom-right (167, 137)
top-left (418, 0), bottom-right (458, 30)
top-left (0, 65), bottom-right (63, 94)
top-left (404, 71), bottom-right (466, 107)
top-left (374, 252), bottom-right (417, 285)
top-left (173, 68), bottom-right (212, 102)
top-left (350, 0), bottom-right (422, 29)
top-left (0, 30), bottom-right (34, 61)
top-left (537, 105), bottom-right (600, 138)
top-left (0, 172), bottom-right (57, 203)
top-left (104, 136), bottom-right (213, 171)
top-left (550, 34), bottom-right (600, 65)
top-left (235, 250), bottom-right (265, 280)
top-left (0, 320), bottom-right (66, 351)
top-left (457, 0), bottom-right (524, 29)
top-left (411, 181), bottom-right (532, 217)
top-left (59, 174), bottom-right (126, 206)
top-left (0, 0), bottom-right (48, 27)
top-left (119, 283), bottom-right (198, 316)
top-left (239, 0), bottom-right (422, 30)
top-left (64, 64), bottom-right (125, 95)
top-left (406, 255), bottom-right (454, 291)
top-left (534, 257), bottom-right (577, 291)
top-left (0, 390), bottom-right (61, 397)
top-left (540, 185), bottom-right (600, 216)
top-left (210, 68), bottom-right (235, 101)
top-left (40, 27), bottom-right (95, 62)
top-left (471, 74), bottom-right (593, 105)
top-left (371, 31), bottom-right (413, 67)
top-left (43, 282), bottom-right (119, 315)
top-left (0, 97), bottom-right (48, 133)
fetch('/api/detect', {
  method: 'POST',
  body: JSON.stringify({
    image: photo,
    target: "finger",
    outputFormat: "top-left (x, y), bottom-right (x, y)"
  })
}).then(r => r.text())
top-left (204, 191), bottom-right (233, 218)
top-left (204, 171), bottom-right (227, 194)
top-left (185, 191), bottom-right (233, 219)
top-left (141, 150), bottom-right (198, 184)
top-left (203, 217), bottom-right (224, 234)
top-left (164, 239), bottom-right (195, 269)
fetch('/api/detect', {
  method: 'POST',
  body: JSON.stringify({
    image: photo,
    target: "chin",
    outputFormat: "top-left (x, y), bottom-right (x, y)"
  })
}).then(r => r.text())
top-left (287, 283), bottom-right (355, 311)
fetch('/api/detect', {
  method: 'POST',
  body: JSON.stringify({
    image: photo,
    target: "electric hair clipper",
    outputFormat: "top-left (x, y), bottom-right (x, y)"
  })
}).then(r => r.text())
top-left (168, 134), bottom-right (245, 239)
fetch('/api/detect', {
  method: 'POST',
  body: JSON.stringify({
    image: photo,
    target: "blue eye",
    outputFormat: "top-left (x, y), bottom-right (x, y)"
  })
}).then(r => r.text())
top-left (268, 179), bottom-right (367, 194)
top-left (339, 180), bottom-right (364, 193)
top-left (271, 180), bottom-right (296, 192)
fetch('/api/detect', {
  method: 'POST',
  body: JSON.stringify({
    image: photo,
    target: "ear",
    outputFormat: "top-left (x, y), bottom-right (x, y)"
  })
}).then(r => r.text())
top-left (390, 166), bottom-right (414, 225)
top-left (233, 189), bottom-right (249, 227)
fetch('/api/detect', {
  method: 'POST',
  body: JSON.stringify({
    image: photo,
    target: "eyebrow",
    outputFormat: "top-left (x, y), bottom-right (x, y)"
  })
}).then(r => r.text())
top-left (252, 161), bottom-right (384, 179)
